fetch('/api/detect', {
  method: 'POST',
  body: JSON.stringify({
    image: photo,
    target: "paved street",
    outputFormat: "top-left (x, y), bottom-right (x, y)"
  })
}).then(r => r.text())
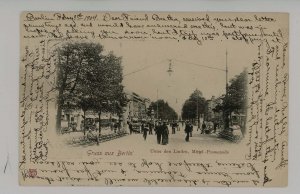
top-left (97, 125), bottom-right (232, 148)
top-left (55, 125), bottom-right (236, 160)
top-left (59, 124), bottom-right (234, 154)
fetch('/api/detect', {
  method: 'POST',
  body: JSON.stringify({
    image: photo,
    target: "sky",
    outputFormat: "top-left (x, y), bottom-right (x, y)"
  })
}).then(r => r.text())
top-left (99, 38), bottom-right (255, 116)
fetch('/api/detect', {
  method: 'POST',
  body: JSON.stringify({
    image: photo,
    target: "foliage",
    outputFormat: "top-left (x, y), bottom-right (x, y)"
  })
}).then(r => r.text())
top-left (55, 41), bottom-right (126, 133)
top-left (213, 69), bottom-right (247, 130)
top-left (214, 69), bottom-right (247, 115)
top-left (181, 89), bottom-right (207, 120)
top-left (149, 99), bottom-right (178, 120)
top-left (87, 51), bottom-right (125, 114)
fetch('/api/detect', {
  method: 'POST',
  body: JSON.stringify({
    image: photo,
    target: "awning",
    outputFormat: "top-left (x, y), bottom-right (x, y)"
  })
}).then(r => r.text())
top-left (85, 115), bottom-right (98, 119)
top-left (111, 115), bottom-right (119, 120)
top-left (85, 114), bottom-right (110, 119)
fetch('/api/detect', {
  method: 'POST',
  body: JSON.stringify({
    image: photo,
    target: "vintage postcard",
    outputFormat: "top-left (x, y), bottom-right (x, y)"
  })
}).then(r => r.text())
top-left (19, 11), bottom-right (288, 186)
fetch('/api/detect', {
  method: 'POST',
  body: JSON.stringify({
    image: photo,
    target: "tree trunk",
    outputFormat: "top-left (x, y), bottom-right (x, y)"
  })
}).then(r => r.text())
top-left (56, 89), bottom-right (64, 134)
top-left (98, 111), bottom-right (101, 136)
top-left (83, 110), bottom-right (86, 136)
top-left (56, 104), bottom-right (62, 134)
top-left (55, 55), bottom-right (68, 134)
top-left (224, 111), bottom-right (230, 129)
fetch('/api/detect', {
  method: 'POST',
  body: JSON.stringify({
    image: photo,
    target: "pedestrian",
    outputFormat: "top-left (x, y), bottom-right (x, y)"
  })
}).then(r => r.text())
top-left (156, 121), bottom-right (162, 144)
top-left (114, 121), bottom-right (118, 133)
top-left (190, 123), bottom-right (193, 137)
top-left (185, 122), bottom-right (192, 142)
top-left (149, 121), bottom-right (153, 135)
top-left (176, 121), bottom-right (180, 131)
top-left (171, 121), bottom-right (176, 134)
top-left (127, 120), bottom-right (133, 134)
top-left (80, 120), bottom-right (84, 131)
top-left (161, 121), bottom-right (169, 145)
top-left (213, 120), bottom-right (218, 133)
top-left (117, 120), bottom-right (122, 132)
top-left (110, 121), bottom-right (114, 131)
top-left (201, 121), bottom-right (207, 134)
top-left (141, 122), bottom-right (148, 140)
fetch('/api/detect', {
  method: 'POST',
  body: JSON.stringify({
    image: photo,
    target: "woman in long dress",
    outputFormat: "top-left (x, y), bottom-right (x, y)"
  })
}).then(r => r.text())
top-left (161, 122), bottom-right (169, 145)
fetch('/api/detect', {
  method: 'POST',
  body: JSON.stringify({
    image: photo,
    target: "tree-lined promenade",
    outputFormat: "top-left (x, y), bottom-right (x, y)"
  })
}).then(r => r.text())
top-left (55, 42), bottom-right (126, 135)
top-left (54, 41), bottom-right (247, 144)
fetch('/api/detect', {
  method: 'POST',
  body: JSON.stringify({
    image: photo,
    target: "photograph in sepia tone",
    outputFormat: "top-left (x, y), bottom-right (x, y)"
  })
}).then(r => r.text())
top-left (54, 40), bottom-right (247, 148)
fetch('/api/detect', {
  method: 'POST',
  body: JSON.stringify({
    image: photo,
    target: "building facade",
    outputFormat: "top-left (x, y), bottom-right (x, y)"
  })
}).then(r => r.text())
top-left (60, 108), bottom-right (120, 131)
top-left (124, 90), bottom-right (151, 122)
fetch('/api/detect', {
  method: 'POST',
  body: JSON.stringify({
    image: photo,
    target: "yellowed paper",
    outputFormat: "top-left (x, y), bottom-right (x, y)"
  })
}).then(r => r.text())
top-left (19, 11), bottom-right (288, 187)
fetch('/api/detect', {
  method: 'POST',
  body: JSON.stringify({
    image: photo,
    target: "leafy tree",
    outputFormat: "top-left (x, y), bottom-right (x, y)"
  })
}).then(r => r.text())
top-left (226, 69), bottom-right (247, 114)
top-left (149, 100), bottom-right (178, 121)
top-left (55, 42), bottom-right (126, 134)
top-left (214, 69), bottom-right (247, 130)
top-left (88, 52), bottom-right (126, 135)
top-left (181, 89), bottom-right (207, 123)
top-left (55, 42), bottom-right (104, 133)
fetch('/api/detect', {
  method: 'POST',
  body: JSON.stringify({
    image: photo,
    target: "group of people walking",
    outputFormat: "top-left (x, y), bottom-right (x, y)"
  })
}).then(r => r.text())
top-left (141, 121), bottom-right (152, 141)
top-left (141, 120), bottom-right (196, 144)
top-left (127, 119), bottom-right (220, 145)
top-left (184, 121), bottom-right (193, 142)
top-left (154, 121), bottom-right (169, 145)
top-left (132, 120), bottom-right (170, 145)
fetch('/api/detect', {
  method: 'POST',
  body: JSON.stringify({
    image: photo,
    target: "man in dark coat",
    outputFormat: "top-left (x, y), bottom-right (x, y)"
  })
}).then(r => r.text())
top-left (141, 122), bottom-right (148, 140)
top-left (185, 122), bottom-right (192, 142)
top-left (213, 120), bottom-right (218, 133)
top-left (155, 121), bottom-right (162, 144)
top-left (127, 120), bottom-right (133, 135)
top-left (149, 121), bottom-right (154, 135)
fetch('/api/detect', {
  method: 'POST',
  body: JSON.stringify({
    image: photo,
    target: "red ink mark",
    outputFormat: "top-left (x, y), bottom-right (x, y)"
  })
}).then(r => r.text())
top-left (28, 169), bottom-right (37, 178)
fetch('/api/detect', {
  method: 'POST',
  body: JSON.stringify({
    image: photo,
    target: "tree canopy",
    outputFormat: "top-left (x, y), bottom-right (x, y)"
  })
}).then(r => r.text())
top-left (148, 99), bottom-right (178, 121)
top-left (181, 89), bottom-right (207, 121)
top-left (213, 69), bottom-right (247, 129)
top-left (55, 41), bottom-right (126, 133)
top-left (214, 69), bottom-right (247, 115)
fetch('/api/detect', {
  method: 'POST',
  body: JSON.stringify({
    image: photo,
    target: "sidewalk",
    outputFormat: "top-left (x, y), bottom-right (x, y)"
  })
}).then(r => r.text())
top-left (62, 128), bottom-right (128, 147)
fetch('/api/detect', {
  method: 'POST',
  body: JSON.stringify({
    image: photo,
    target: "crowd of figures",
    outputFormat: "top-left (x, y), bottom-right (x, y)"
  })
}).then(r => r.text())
top-left (136, 121), bottom-right (170, 145)
top-left (126, 120), bottom-right (222, 145)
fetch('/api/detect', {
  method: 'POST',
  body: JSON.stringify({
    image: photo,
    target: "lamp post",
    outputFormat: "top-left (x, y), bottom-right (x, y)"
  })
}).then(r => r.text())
top-left (156, 88), bottom-right (159, 120)
top-left (225, 49), bottom-right (228, 95)
top-left (167, 59), bottom-right (173, 76)
top-left (196, 95), bottom-right (200, 130)
top-left (224, 49), bottom-right (229, 129)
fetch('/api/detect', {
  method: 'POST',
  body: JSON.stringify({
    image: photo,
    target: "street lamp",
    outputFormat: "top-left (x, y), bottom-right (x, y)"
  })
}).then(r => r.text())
top-left (167, 59), bottom-right (173, 76)
top-left (156, 88), bottom-right (159, 120)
